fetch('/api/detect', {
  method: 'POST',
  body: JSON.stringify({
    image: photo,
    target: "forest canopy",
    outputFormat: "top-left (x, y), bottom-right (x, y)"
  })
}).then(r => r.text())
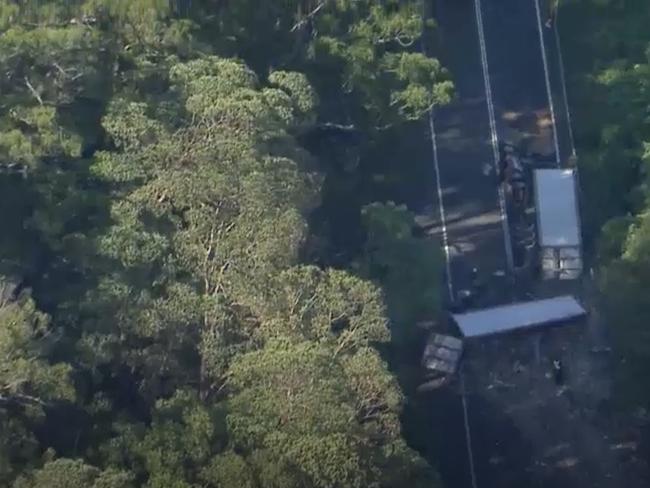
top-left (0, 1), bottom-right (449, 487)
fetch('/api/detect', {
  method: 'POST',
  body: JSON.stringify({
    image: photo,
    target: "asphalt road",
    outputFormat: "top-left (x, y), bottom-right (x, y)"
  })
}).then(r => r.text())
top-left (427, 0), bottom-right (579, 487)
top-left (480, 0), bottom-right (564, 164)
top-left (431, 0), bottom-right (509, 296)
top-left (543, 12), bottom-right (576, 163)
top-left (429, 0), bottom-right (579, 294)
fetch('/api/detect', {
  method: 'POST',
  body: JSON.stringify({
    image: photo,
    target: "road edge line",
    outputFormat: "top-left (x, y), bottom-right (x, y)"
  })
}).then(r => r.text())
top-left (553, 8), bottom-right (577, 158)
top-left (426, 110), bottom-right (455, 302)
top-left (473, 0), bottom-right (514, 272)
top-left (534, 0), bottom-right (562, 167)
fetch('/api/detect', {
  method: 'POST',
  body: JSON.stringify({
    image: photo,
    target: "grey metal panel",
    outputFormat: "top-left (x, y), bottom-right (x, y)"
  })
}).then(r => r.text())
top-left (432, 347), bottom-right (462, 362)
top-left (430, 333), bottom-right (463, 350)
top-left (559, 248), bottom-right (580, 259)
top-left (534, 169), bottom-right (581, 247)
top-left (452, 295), bottom-right (586, 338)
top-left (424, 359), bottom-right (457, 374)
top-left (422, 333), bottom-right (463, 374)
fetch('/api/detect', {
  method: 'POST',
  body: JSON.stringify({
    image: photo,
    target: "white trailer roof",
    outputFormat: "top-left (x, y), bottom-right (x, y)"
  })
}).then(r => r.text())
top-left (534, 169), bottom-right (581, 247)
top-left (452, 296), bottom-right (586, 338)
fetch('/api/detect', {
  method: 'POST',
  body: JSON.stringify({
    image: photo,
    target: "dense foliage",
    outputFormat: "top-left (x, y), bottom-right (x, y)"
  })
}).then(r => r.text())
top-left (561, 0), bottom-right (650, 408)
top-left (0, 1), bottom-right (449, 486)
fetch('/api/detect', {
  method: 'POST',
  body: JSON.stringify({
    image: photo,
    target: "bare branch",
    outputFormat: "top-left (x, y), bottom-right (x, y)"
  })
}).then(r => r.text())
top-left (0, 392), bottom-right (46, 407)
top-left (203, 225), bottom-right (216, 294)
top-left (52, 62), bottom-right (68, 76)
top-left (297, 122), bottom-right (361, 139)
top-left (23, 77), bottom-right (43, 105)
top-left (395, 35), bottom-right (416, 47)
top-left (290, 1), bottom-right (328, 32)
top-left (376, 34), bottom-right (416, 47)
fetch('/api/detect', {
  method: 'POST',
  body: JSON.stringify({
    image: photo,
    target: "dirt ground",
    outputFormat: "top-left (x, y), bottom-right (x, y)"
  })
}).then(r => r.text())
top-left (457, 276), bottom-right (649, 488)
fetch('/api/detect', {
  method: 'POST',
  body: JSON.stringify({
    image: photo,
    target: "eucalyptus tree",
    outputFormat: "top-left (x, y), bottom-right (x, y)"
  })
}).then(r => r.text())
top-left (81, 55), bottom-right (319, 400)
top-left (0, 291), bottom-right (74, 484)
top-left (12, 458), bottom-right (134, 488)
top-left (194, 0), bottom-right (454, 130)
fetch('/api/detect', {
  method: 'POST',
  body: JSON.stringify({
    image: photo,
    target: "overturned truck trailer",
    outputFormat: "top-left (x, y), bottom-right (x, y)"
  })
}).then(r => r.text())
top-left (533, 169), bottom-right (583, 280)
top-left (451, 295), bottom-right (587, 339)
top-left (419, 297), bottom-right (587, 391)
